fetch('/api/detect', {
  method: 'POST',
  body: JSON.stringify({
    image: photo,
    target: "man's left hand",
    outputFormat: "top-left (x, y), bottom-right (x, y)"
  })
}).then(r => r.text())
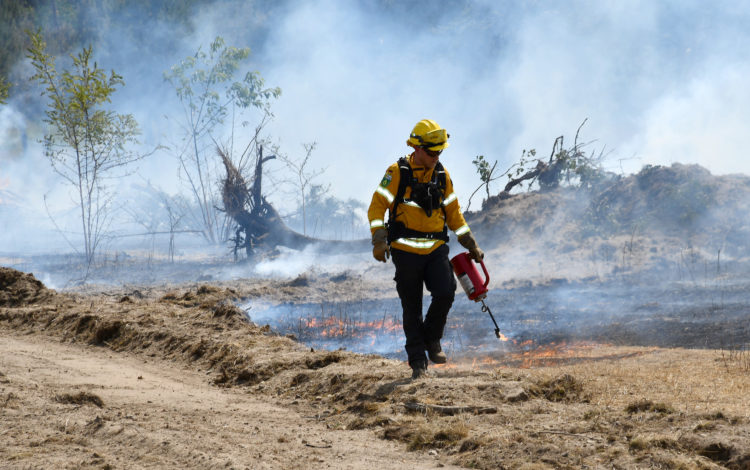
top-left (458, 232), bottom-right (484, 262)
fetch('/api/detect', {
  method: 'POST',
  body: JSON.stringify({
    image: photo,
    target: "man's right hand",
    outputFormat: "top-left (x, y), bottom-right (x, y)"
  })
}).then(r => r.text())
top-left (372, 228), bottom-right (390, 263)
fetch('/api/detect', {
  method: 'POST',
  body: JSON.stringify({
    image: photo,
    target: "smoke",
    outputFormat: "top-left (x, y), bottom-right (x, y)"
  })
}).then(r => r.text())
top-left (255, 0), bottom-right (750, 202)
top-left (2, 0), bottom-right (750, 258)
top-left (623, 62), bottom-right (750, 174)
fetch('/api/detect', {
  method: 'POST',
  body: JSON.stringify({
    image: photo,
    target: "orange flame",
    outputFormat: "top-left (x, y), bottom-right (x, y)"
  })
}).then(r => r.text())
top-left (302, 315), bottom-right (402, 338)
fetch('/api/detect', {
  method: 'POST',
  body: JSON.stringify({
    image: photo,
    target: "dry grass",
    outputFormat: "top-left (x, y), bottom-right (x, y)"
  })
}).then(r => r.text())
top-left (2, 276), bottom-right (750, 469)
top-left (54, 391), bottom-right (104, 408)
top-left (563, 347), bottom-right (750, 417)
top-left (406, 418), bottom-right (470, 451)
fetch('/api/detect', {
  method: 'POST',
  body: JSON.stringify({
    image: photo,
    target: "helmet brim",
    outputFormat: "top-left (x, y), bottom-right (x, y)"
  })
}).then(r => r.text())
top-left (423, 142), bottom-right (450, 151)
top-left (405, 139), bottom-right (450, 151)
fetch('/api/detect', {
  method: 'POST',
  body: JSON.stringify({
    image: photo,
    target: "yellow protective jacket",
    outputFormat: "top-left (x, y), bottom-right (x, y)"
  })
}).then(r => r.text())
top-left (368, 154), bottom-right (471, 255)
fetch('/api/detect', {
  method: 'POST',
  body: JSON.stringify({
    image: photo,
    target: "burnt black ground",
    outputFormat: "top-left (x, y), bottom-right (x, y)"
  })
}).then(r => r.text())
top-left (247, 266), bottom-right (750, 360)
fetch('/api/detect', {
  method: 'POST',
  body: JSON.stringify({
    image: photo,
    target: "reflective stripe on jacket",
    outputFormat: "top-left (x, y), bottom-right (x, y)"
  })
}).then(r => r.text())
top-left (367, 154), bottom-right (471, 255)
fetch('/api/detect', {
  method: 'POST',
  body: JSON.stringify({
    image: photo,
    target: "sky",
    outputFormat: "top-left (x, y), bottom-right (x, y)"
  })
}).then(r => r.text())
top-left (2, 0), bottom-right (750, 251)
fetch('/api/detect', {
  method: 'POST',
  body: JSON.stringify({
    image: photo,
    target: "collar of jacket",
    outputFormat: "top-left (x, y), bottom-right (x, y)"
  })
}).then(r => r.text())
top-left (408, 154), bottom-right (436, 182)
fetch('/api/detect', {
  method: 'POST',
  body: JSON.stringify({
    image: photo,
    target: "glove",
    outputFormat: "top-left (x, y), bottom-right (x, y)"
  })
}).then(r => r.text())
top-left (372, 228), bottom-right (390, 263)
top-left (458, 232), bottom-right (484, 262)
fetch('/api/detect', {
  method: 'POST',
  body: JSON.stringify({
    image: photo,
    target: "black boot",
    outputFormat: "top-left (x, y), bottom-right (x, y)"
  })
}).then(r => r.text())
top-left (410, 359), bottom-right (429, 379)
top-left (426, 341), bottom-right (447, 364)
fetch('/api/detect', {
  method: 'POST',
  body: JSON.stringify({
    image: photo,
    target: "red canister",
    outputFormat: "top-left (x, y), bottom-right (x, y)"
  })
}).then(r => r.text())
top-left (450, 252), bottom-right (490, 301)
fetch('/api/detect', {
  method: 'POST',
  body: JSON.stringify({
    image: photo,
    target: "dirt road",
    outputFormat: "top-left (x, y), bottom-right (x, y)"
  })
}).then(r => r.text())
top-left (0, 333), bottom-right (458, 469)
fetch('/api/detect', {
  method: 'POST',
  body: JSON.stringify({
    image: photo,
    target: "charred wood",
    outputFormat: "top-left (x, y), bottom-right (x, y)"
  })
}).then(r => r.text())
top-left (219, 146), bottom-right (368, 257)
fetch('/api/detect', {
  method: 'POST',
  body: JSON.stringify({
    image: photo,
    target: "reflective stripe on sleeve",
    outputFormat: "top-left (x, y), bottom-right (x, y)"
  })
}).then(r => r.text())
top-left (375, 186), bottom-right (395, 204)
top-left (394, 237), bottom-right (440, 249)
top-left (442, 192), bottom-right (457, 206)
top-left (370, 219), bottom-right (385, 229)
top-left (454, 225), bottom-right (470, 236)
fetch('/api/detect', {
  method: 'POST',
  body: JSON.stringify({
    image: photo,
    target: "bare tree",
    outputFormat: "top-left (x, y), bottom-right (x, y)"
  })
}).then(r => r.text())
top-left (164, 36), bottom-right (280, 245)
top-left (125, 182), bottom-right (190, 263)
top-left (466, 155), bottom-right (499, 211)
top-left (469, 119), bottom-right (612, 207)
top-left (0, 76), bottom-right (9, 104)
top-left (278, 143), bottom-right (326, 235)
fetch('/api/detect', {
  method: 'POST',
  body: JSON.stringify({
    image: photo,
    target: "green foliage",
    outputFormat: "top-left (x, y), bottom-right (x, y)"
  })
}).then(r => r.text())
top-left (164, 36), bottom-right (281, 244)
top-left (467, 154), bottom-right (499, 211)
top-left (510, 148), bottom-right (537, 187)
top-left (508, 129), bottom-right (609, 194)
top-left (472, 155), bottom-right (492, 184)
top-left (636, 164), bottom-right (716, 227)
top-left (27, 30), bottom-right (142, 266)
top-left (0, 0), bottom-right (208, 82)
top-left (0, 75), bottom-right (9, 104)
top-left (1, 1), bottom-right (97, 85)
top-left (165, 36), bottom-right (280, 131)
top-left (584, 164), bottom-right (717, 238)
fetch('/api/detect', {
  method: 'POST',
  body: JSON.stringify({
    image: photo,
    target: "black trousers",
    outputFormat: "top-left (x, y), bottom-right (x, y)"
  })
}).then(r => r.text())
top-left (391, 244), bottom-right (456, 366)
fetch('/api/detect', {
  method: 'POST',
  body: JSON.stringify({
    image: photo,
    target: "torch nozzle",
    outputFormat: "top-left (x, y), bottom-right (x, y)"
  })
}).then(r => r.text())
top-left (480, 299), bottom-right (503, 340)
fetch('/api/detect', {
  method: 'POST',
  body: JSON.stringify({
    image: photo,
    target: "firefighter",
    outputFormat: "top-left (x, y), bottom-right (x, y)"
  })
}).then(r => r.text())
top-left (368, 119), bottom-right (484, 379)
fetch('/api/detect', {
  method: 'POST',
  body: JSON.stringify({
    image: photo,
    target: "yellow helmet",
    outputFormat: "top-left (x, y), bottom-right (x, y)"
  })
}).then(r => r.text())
top-left (406, 119), bottom-right (450, 151)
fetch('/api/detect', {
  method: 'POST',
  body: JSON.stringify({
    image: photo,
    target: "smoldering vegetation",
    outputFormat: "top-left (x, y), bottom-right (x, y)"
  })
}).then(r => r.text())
top-left (3, 3), bottom-right (750, 468)
top-left (464, 163), bottom-right (750, 351)
top-left (236, 163), bottom-right (750, 359)
top-left (2, 267), bottom-right (750, 469)
top-left (5, 161), bottom-right (750, 358)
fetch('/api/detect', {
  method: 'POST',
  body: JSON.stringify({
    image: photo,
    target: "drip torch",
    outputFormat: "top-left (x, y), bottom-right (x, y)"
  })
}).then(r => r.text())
top-left (450, 252), bottom-right (503, 339)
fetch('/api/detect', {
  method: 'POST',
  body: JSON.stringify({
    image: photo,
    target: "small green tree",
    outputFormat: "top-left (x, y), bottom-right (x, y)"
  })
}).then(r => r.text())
top-left (0, 76), bottom-right (9, 104)
top-left (27, 30), bottom-right (143, 267)
top-left (164, 36), bottom-right (280, 244)
top-left (466, 155), bottom-right (498, 211)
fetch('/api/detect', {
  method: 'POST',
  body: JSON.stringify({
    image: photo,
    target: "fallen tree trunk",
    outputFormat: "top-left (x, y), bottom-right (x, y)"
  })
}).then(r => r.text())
top-left (219, 146), bottom-right (368, 257)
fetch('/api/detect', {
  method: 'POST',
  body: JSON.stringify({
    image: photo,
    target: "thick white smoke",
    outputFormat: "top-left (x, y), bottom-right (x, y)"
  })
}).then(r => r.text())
top-left (2, 0), bottom-right (750, 255)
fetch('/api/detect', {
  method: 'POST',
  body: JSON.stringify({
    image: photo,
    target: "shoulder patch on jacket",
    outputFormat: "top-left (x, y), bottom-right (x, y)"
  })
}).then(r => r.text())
top-left (380, 173), bottom-right (392, 187)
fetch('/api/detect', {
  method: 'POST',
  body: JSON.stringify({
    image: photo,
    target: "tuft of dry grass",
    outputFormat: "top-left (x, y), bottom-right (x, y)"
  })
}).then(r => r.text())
top-left (55, 391), bottom-right (104, 408)
top-left (718, 345), bottom-right (750, 372)
top-left (346, 401), bottom-right (381, 416)
top-left (625, 399), bottom-right (674, 414)
top-left (529, 373), bottom-right (586, 402)
top-left (406, 419), bottom-right (470, 451)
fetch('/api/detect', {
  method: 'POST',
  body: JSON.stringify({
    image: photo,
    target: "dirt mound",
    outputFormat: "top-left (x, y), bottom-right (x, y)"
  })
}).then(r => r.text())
top-left (0, 266), bottom-right (53, 307)
top-left (473, 163), bottom-right (750, 247)
top-left (465, 163), bottom-right (750, 283)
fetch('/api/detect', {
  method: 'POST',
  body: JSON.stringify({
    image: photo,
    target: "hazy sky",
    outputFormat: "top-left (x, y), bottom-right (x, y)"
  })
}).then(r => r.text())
top-left (2, 0), bottom-right (750, 248)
